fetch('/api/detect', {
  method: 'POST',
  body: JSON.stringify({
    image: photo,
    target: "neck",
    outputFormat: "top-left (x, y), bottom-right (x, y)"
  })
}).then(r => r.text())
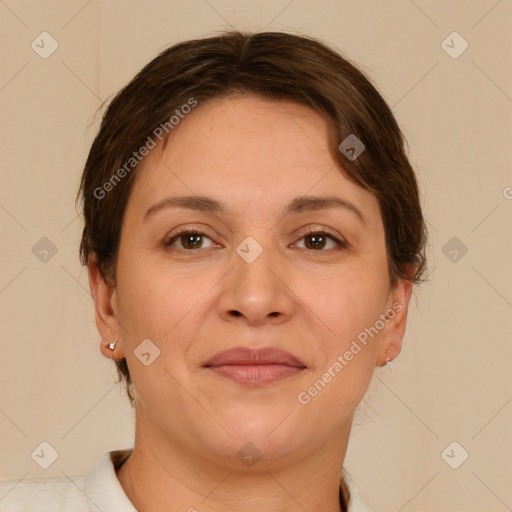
top-left (116, 420), bottom-right (351, 512)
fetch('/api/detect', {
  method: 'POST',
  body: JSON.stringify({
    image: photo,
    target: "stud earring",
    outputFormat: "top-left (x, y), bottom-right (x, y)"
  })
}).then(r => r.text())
top-left (384, 348), bottom-right (392, 370)
top-left (108, 339), bottom-right (117, 351)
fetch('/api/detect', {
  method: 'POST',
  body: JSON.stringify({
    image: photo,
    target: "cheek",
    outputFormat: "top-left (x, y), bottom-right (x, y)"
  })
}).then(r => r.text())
top-left (301, 270), bottom-right (386, 348)
top-left (295, 272), bottom-right (386, 415)
top-left (114, 262), bottom-right (203, 406)
top-left (116, 251), bottom-right (192, 331)
top-left (115, 255), bottom-right (222, 374)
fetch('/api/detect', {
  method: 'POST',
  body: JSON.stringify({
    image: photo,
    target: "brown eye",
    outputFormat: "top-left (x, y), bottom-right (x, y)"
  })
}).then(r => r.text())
top-left (179, 233), bottom-right (203, 250)
top-left (295, 230), bottom-right (346, 251)
top-left (304, 233), bottom-right (328, 250)
top-left (164, 230), bottom-right (214, 251)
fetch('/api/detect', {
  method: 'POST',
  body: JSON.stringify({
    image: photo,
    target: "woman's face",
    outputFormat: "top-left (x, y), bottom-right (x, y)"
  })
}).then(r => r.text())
top-left (92, 94), bottom-right (412, 468)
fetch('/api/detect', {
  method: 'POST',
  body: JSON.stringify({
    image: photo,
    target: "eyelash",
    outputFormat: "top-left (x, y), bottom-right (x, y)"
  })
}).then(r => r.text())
top-left (163, 227), bottom-right (348, 252)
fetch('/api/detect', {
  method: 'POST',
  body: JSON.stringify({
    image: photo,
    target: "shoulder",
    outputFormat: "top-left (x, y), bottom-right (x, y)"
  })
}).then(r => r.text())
top-left (346, 475), bottom-right (372, 512)
top-left (0, 473), bottom-right (89, 511)
top-left (0, 449), bottom-right (135, 512)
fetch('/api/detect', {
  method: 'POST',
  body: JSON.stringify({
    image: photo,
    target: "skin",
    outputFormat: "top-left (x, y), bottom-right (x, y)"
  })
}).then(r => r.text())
top-left (88, 94), bottom-right (413, 512)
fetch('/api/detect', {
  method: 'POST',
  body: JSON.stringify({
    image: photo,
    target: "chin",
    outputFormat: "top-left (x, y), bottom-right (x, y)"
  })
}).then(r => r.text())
top-left (214, 413), bottom-right (307, 457)
top-left (201, 432), bottom-right (306, 472)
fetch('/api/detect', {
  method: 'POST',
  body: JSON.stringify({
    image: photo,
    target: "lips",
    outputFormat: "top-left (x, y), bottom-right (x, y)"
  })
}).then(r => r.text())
top-left (204, 346), bottom-right (306, 368)
top-left (203, 346), bottom-right (307, 386)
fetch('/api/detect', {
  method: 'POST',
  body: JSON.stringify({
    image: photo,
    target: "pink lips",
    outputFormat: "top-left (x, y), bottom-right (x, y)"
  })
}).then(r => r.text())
top-left (203, 346), bottom-right (307, 387)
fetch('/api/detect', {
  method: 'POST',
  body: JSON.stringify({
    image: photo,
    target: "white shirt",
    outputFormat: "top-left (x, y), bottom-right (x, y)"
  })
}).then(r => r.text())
top-left (0, 449), bottom-right (370, 511)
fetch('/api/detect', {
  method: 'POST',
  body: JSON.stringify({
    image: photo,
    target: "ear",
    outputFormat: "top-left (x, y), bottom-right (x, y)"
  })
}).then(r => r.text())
top-left (376, 277), bottom-right (414, 367)
top-left (87, 254), bottom-right (125, 361)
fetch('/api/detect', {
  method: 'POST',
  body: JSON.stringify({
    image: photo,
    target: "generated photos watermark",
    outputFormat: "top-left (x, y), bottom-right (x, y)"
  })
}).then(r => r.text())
top-left (297, 301), bottom-right (403, 405)
top-left (93, 97), bottom-right (198, 200)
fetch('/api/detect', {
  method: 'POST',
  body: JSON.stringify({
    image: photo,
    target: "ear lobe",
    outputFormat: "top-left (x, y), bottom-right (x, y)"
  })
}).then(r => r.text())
top-left (87, 254), bottom-right (125, 360)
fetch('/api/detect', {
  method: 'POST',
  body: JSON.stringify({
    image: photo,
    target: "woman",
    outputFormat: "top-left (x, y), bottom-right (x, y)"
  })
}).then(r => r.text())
top-left (0, 30), bottom-right (426, 511)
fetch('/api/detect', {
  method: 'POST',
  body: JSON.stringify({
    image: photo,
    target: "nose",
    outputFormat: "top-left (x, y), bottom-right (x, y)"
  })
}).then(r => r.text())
top-left (217, 238), bottom-right (296, 326)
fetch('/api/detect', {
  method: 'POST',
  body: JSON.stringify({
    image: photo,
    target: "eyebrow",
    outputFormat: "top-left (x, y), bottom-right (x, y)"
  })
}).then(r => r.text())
top-left (143, 194), bottom-right (366, 224)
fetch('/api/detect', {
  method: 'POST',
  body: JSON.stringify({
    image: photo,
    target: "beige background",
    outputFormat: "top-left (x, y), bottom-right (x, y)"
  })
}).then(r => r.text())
top-left (1, 1), bottom-right (511, 511)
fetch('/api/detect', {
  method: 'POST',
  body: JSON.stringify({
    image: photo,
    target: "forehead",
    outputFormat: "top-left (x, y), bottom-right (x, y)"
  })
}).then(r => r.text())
top-left (127, 95), bottom-right (381, 227)
top-left (166, 94), bottom-right (333, 170)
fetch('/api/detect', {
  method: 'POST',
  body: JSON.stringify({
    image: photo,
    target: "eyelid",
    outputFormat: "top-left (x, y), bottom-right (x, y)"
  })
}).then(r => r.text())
top-left (164, 224), bottom-right (218, 241)
top-left (293, 225), bottom-right (348, 247)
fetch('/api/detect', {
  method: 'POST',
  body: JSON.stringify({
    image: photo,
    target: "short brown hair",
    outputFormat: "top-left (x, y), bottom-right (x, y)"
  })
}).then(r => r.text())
top-left (78, 30), bottom-right (427, 510)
